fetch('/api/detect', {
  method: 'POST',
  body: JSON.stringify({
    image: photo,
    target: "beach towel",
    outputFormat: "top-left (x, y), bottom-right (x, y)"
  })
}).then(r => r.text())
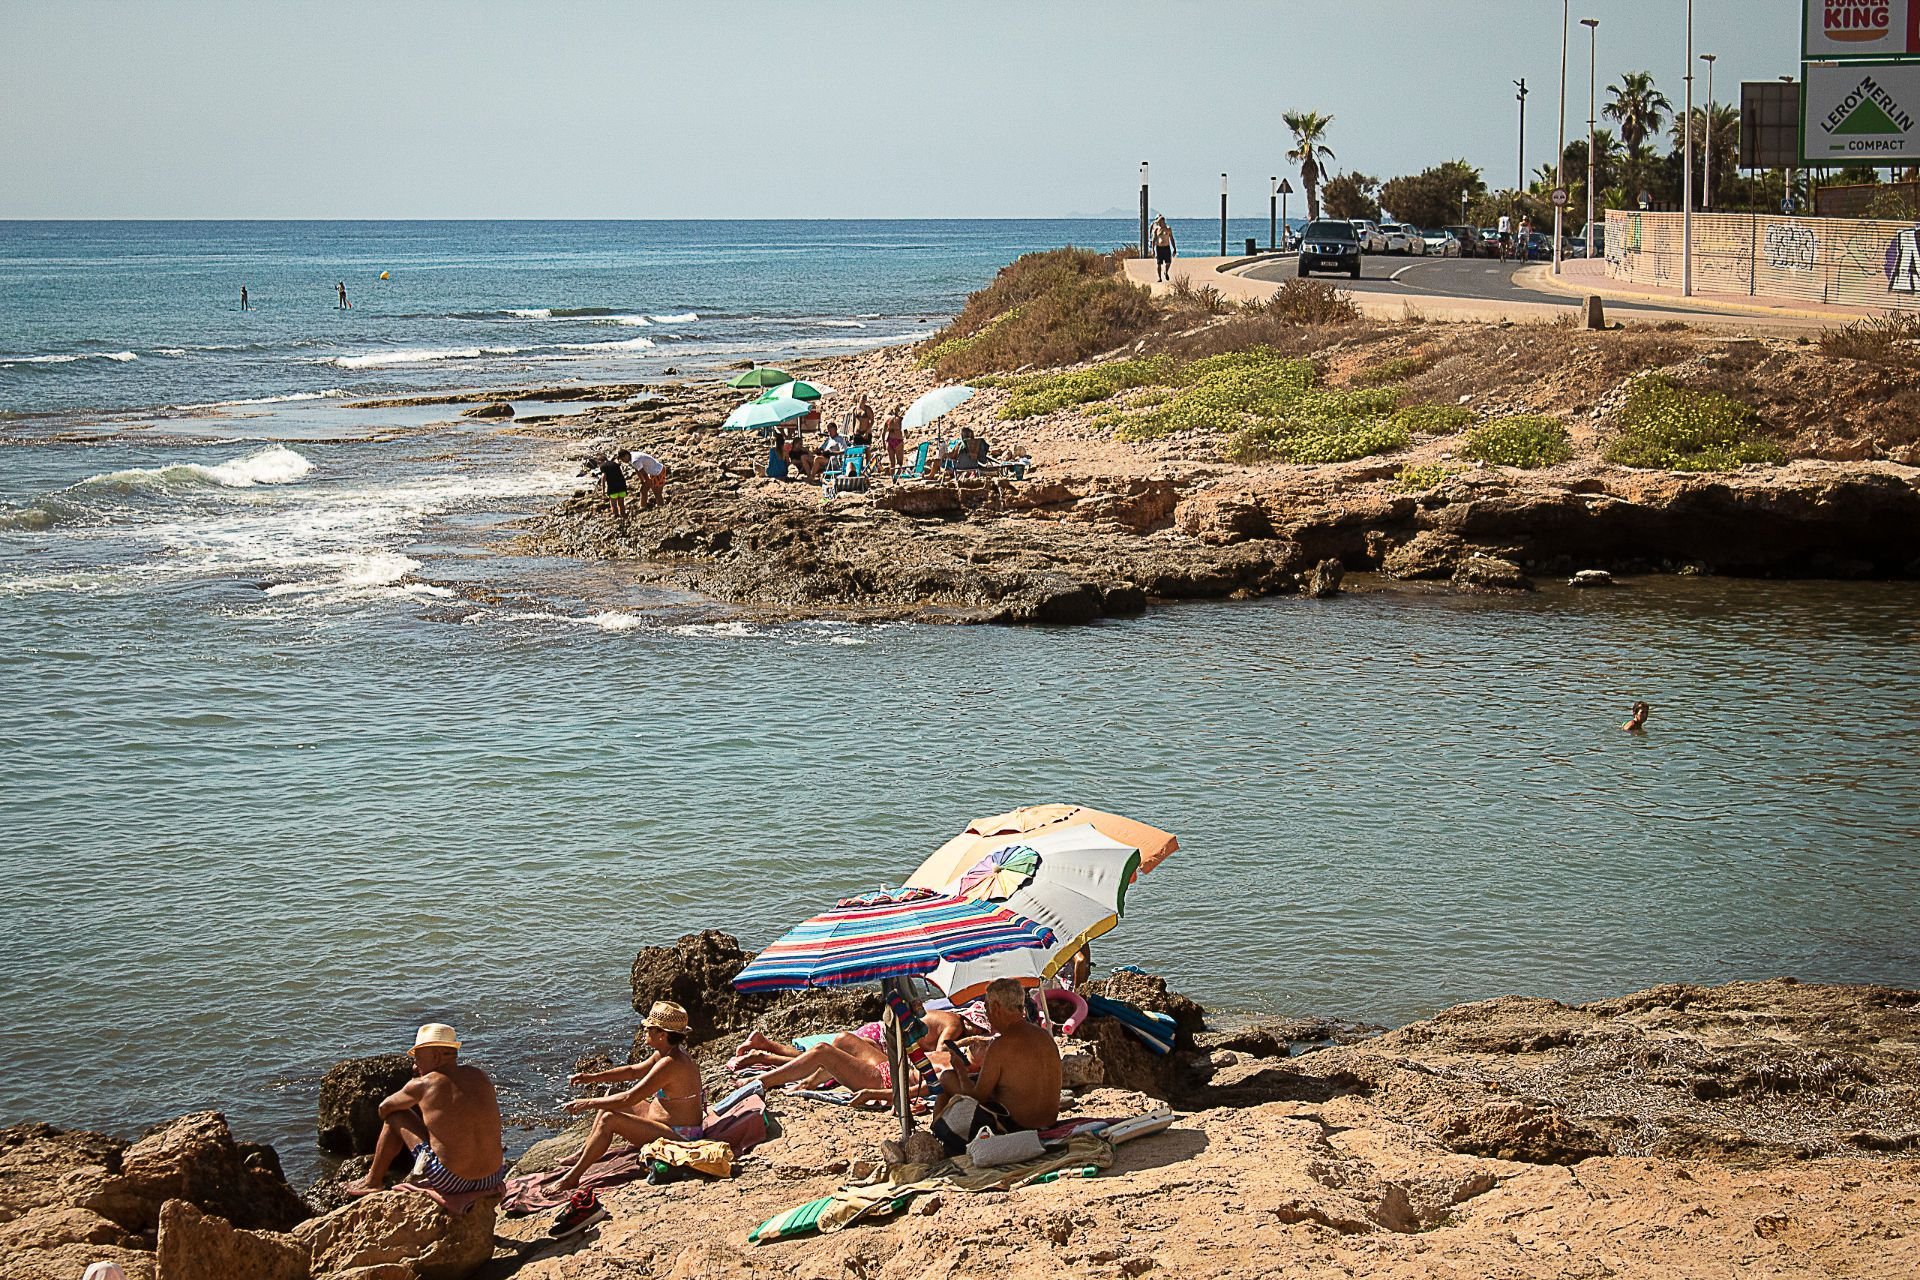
top-left (501, 1093), bottom-right (769, 1213)
top-left (639, 1137), bottom-right (735, 1178)
top-left (1085, 994), bottom-right (1177, 1054)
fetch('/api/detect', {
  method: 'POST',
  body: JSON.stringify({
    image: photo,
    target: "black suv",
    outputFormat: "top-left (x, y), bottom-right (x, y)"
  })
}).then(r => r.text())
top-left (1298, 220), bottom-right (1362, 279)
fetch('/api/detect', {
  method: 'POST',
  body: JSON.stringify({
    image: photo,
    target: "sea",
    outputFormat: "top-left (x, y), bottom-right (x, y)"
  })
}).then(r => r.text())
top-left (3, 220), bottom-right (1918, 1178)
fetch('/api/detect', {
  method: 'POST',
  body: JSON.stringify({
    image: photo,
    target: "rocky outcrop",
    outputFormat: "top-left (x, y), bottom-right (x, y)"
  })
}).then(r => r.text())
top-left (114, 1112), bottom-right (310, 1234)
top-left (157, 1198), bottom-right (308, 1280)
top-left (1450, 553), bottom-right (1533, 593)
top-left (293, 1190), bottom-right (494, 1280)
top-left (317, 1055), bottom-right (414, 1156)
top-left (1381, 530), bottom-right (1466, 579)
top-left (628, 931), bottom-right (882, 1055)
top-left (458, 402), bottom-right (513, 419)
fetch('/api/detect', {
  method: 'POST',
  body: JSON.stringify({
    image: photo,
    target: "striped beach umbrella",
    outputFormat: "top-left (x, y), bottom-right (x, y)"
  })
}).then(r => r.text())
top-left (732, 891), bottom-right (1058, 993)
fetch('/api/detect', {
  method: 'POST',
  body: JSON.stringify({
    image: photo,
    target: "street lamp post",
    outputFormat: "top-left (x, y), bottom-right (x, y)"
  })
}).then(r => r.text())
top-left (1279, 178), bottom-right (1293, 248)
top-left (1780, 75), bottom-right (1797, 214)
top-left (1701, 53), bottom-right (1717, 209)
top-left (1682, 0), bottom-right (1694, 296)
top-left (1139, 162), bottom-right (1150, 260)
top-left (1269, 176), bottom-right (1278, 251)
top-left (1515, 78), bottom-right (1529, 192)
top-left (1220, 173), bottom-right (1228, 256)
top-left (1582, 18), bottom-right (1599, 257)
top-left (1554, 0), bottom-right (1569, 275)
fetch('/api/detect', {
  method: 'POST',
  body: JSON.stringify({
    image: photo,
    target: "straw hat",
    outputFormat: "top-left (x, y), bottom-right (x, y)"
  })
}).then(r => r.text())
top-left (640, 1001), bottom-right (690, 1034)
top-left (410, 1023), bottom-right (461, 1055)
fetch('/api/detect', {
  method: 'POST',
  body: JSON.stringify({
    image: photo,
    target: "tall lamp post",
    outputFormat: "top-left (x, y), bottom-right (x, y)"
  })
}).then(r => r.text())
top-left (1515, 78), bottom-right (1529, 192)
top-left (1582, 18), bottom-right (1599, 257)
top-left (1701, 53), bottom-right (1717, 209)
top-left (1682, 0), bottom-right (1694, 296)
top-left (1220, 173), bottom-right (1228, 256)
top-left (1780, 75), bottom-right (1797, 214)
top-left (1278, 178), bottom-right (1293, 249)
top-left (1554, 0), bottom-right (1570, 274)
top-left (1138, 162), bottom-right (1150, 259)
top-left (1269, 176), bottom-right (1278, 251)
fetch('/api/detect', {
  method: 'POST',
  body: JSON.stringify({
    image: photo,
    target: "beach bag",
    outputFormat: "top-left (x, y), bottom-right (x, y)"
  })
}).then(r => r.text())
top-left (967, 1128), bottom-right (1045, 1168)
top-left (705, 1093), bottom-right (769, 1155)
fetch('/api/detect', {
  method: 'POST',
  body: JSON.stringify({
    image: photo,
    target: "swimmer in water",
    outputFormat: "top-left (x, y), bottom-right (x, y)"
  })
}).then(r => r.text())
top-left (1623, 701), bottom-right (1650, 733)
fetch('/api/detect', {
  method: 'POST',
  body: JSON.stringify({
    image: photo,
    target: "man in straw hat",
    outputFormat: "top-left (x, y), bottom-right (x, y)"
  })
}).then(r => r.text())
top-left (553, 1001), bottom-right (706, 1191)
top-left (345, 1022), bottom-right (505, 1198)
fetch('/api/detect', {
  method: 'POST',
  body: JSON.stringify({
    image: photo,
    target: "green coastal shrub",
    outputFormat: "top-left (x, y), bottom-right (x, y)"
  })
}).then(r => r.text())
top-left (1602, 377), bottom-right (1785, 471)
top-left (998, 356), bottom-right (1173, 419)
top-left (1462, 415), bottom-right (1574, 468)
top-left (1387, 404), bottom-right (1474, 436)
top-left (1392, 464), bottom-right (1465, 493)
top-left (918, 247), bottom-right (1159, 378)
top-left (916, 308), bottom-right (1019, 369)
top-left (1354, 352), bottom-right (1438, 387)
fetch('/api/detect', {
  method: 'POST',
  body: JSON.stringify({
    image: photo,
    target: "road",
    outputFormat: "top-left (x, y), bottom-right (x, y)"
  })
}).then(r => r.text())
top-left (1242, 254), bottom-right (1706, 321)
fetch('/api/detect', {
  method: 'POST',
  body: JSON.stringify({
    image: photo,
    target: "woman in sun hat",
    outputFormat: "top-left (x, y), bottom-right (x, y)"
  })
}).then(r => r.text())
top-left (552, 1001), bottom-right (706, 1191)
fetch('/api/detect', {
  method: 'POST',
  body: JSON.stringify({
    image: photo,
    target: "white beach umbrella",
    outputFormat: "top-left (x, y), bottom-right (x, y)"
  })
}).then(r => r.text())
top-left (925, 823), bottom-right (1142, 1003)
top-left (902, 385), bottom-right (974, 431)
top-left (723, 397), bottom-right (813, 431)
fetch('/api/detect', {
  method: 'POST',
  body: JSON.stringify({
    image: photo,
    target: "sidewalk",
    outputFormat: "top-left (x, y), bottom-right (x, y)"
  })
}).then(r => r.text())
top-left (1523, 257), bottom-right (1879, 325)
top-left (1120, 255), bottom-right (1576, 324)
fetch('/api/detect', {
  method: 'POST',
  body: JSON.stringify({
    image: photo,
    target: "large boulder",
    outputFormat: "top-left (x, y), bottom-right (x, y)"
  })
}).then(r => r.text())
top-left (157, 1198), bottom-right (308, 1280)
top-left (628, 930), bottom-right (882, 1050)
top-left (317, 1056), bottom-right (414, 1156)
top-left (294, 1190), bottom-right (495, 1280)
top-left (1450, 553), bottom-right (1534, 594)
top-left (1381, 531), bottom-right (1466, 580)
top-left (116, 1112), bottom-right (310, 1233)
top-left (1085, 970), bottom-right (1207, 1049)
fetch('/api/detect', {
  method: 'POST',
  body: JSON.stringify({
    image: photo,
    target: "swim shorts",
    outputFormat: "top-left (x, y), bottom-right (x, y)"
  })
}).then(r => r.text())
top-left (408, 1143), bottom-right (505, 1195)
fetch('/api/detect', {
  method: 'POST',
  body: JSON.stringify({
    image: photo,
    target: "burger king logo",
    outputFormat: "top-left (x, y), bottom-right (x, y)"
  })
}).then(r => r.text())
top-left (1824, 0), bottom-right (1892, 42)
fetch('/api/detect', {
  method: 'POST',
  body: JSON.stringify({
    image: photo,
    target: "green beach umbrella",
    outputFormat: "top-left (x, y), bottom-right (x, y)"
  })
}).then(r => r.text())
top-left (723, 397), bottom-right (814, 431)
top-left (754, 380), bottom-right (834, 404)
top-left (728, 367), bottom-right (794, 389)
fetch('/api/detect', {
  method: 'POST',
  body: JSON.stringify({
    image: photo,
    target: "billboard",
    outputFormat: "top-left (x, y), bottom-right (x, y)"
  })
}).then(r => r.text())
top-left (1805, 0), bottom-right (1920, 57)
top-left (1804, 61), bottom-right (1920, 162)
top-left (1742, 80), bottom-right (1802, 168)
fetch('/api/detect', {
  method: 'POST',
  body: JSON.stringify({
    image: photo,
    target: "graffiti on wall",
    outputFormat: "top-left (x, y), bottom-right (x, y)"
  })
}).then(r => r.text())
top-left (1764, 224), bottom-right (1819, 273)
top-left (1888, 228), bottom-right (1920, 294)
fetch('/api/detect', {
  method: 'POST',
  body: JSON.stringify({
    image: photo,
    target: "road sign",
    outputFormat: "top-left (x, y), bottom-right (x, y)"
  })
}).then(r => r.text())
top-left (1804, 0), bottom-right (1920, 59)
top-left (1550, 187), bottom-right (1571, 208)
top-left (1803, 60), bottom-right (1920, 163)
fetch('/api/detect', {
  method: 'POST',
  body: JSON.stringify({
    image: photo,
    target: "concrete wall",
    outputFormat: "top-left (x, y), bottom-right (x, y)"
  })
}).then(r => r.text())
top-left (1606, 210), bottom-right (1920, 312)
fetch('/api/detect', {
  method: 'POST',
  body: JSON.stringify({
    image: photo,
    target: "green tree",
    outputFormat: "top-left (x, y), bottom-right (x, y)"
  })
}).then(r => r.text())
top-left (1284, 110), bottom-right (1337, 221)
top-left (1668, 103), bottom-right (1740, 206)
top-left (1323, 171), bottom-right (1382, 221)
top-left (1605, 71), bottom-right (1671, 155)
top-left (1378, 160), bottom-right (1487, 227)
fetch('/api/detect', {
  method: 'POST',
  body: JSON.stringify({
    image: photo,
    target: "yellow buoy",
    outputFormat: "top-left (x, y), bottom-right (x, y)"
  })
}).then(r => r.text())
top-left (378, 271), bottom-right (390, 280)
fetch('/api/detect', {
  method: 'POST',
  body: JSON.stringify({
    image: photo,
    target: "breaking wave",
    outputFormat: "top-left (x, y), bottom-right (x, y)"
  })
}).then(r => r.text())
top-left (78, 445), bottom-right (314, 492)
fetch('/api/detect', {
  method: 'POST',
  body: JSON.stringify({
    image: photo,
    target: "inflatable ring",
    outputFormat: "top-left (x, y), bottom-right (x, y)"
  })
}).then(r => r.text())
top-left (1043, 989), bottom-right (1089, 1036)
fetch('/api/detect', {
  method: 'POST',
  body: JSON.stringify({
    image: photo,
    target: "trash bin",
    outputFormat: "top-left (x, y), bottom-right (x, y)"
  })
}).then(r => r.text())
top-left (1245, 237), bottom-right (1259, 256)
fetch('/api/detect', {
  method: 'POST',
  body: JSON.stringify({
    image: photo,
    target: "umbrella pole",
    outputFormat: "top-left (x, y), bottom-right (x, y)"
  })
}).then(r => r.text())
top-left (883, 977), bottom-right (912, 1142)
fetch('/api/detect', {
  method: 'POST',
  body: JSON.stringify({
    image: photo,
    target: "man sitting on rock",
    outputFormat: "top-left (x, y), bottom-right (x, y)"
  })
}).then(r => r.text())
top-left (928, 977), bottom-right (1061, 1153)
top-left (346, 1023), bottom-right (505, 1198)
top-left (552, 1001), bottom-right (706, 1191)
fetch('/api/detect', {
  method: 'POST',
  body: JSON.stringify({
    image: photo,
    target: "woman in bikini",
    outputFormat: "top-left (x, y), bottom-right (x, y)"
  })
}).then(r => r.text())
top-left (554, 1001), bottom-right (706, 1190)
top-left (882, 404), bottom-right (906, 475)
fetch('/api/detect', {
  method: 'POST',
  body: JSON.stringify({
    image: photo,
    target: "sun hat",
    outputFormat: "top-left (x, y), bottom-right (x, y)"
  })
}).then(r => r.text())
top-left (410, 1023), bottom-right (462, 1055)
top-left (640, 1001), bottom-right (690, 1034)
top-left (83, 1265), bottom-right (128, 1280)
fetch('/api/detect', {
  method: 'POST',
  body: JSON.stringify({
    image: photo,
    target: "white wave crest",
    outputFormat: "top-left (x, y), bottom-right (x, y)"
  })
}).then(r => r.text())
top-left (590, 315), bottom-right (652, 327)
top-left (156, 348), bottom-right (188, 357)
top-left (330, 347), bottom-right (490, 369)
top-left (650, 313), bottom-right (700, 323)
top-left (178, 390), bottom-right (348, 410)
top-left (1, 350), bottom-right (139, 366)
top-left (817, 320), bottom-right (867, 328)
top-left (264, 552), bottom-right (422, 597)
top-left (506, 308), bottom-right (553, 319)
top-left (552, 336), bottom-right (655, 352)
top-left (81, 445), bottom-right (314, 492)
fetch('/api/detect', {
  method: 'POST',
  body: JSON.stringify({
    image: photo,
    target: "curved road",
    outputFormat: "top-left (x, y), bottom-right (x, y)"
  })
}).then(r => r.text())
top-left (1242, 254), bottom-right (1708, 321)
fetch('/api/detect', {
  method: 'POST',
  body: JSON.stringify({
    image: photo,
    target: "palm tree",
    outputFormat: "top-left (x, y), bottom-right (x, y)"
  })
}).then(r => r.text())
top-left (1604, 72), bottom-right (1672, 155)
top-left (1284, 111), bottom-right (1337, 221)
top-left (1669, 103), bottom-right (1740, 205)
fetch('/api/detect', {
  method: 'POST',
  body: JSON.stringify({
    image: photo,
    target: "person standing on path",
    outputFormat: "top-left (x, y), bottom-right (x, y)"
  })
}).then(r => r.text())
top-left (336, 281), bottom-right (350, 310)
top-left (239, 286), bottom-right (249, 311)
top-left (1150, 215), bottom-right (1176, 282)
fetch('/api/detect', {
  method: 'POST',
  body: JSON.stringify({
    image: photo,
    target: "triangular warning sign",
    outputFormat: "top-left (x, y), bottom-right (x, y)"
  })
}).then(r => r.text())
top-left (1834, 96), bottom-right (1903, 135)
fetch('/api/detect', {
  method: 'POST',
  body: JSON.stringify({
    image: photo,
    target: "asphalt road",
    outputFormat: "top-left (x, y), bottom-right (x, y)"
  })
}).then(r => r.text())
top-left (1242, 253), bottom-right (1706, 320)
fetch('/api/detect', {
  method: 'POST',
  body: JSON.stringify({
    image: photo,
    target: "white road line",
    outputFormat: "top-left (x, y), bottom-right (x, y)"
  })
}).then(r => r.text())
top-left (1390, 264), bottom-right (1422, 281)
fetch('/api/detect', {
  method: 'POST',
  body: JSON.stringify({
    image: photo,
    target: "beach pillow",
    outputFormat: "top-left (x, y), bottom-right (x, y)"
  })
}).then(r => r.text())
top-left (1103, 1108), bottom-right (1176, 1145)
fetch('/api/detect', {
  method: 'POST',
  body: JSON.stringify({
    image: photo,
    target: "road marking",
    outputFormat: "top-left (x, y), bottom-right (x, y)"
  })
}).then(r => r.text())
top-left (1390, 264), bottom-right (1422, 281)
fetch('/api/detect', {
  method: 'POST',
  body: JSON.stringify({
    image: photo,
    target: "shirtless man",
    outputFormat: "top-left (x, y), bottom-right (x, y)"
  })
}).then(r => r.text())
top-left (554, 1002), bottom-right (704, 1190)
top-left (346, 1023), bottom-right (505, 1197)
top-left (930, 978), bottom-right (1061, 1151)
top-left (1624, 701), bottom-right (1650, 733)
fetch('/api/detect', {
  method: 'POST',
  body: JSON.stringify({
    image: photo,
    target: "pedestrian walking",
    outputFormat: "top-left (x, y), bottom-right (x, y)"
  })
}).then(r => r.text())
top-left (1150, 215), bottom-right (1176, 283)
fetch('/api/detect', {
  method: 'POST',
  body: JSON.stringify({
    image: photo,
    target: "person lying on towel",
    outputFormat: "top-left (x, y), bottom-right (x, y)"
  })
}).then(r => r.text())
top-left (734, 1005), bottom-right (970, 1094)
top-left (554, 1001), bottom-right (705, 1191)
top-left (929, 977), bottom-right (1061, 1153)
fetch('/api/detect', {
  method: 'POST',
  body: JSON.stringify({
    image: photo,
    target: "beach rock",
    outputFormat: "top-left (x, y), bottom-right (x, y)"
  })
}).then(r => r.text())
top-left (1382, 531), bottom-right (1466, 580)
top-left (305, 1157), bottom-right (375, 1216)
top-left (459, 402), bottom-right (513, 419)
top-left (1082, 1017), bottom-right (1186, 1101)
top-left (115, 1112), bottom-right (310, 1233)
top-left (1060, 1045), bottom-right (1105, 1089)
top-left (294, 1190), bottom-right (494, 1280)
top-left (1437, 1102), bottom-right (1611, 1166)
top-left (1174, 491), bottom-right (1273, 545)
top-left (985, 574), bottom-right (1105, 625)
top-left (505, 1119), bottom-right (592, 1178)
top-left (0, 1122), bottom-right (129, 1221)
top-left (1304, 558), bottom-right (1344, 598)
top-left (1568, 568), bottom-right (1614, 587)
top-left (1450, 554), bottom-right (1533, 594)
top-left (628, 930), bottom-right (882, 1050)
top-left (318, 1056), bottom-right (415, 1156)
top-left (156, 1198), bottom-right (309, 1280)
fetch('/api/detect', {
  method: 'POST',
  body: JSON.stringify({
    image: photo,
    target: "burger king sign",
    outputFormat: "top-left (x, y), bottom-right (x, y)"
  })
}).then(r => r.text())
top-left (1805, 0), bottom-right (1920, 57)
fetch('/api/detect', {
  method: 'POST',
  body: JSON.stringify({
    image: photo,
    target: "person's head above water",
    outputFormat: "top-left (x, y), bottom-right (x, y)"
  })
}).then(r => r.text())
top-left (1624, 701), bottom-right (1651, 731)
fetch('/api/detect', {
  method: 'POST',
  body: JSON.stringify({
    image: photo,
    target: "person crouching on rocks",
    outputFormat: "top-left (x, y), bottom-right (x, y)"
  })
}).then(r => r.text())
top-left (619, 448), bottom-right (668, 510)
top-left (554, 1001), bottom-right (705, 1191)
top-left (590, 454), bottom-right (629, 522)
top-left (346, 1023), bottom-right (506, 1198)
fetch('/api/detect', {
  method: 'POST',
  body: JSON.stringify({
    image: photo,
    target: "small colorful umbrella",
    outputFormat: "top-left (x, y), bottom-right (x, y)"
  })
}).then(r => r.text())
top-left (728, 367), bottom-right (793, 389)
top-left (733, 890), bottom-right (1056, 993)
top-left (905, 804), bottom-right (1178, 893)
top-left (954, 844), bottom-right (1041, 900)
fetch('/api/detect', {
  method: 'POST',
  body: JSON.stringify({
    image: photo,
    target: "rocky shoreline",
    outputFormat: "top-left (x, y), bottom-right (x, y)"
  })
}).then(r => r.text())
top-left (496, 331), bottom-right (1920, 626)
top-left (7, 931), bottom-right (1916, 1278)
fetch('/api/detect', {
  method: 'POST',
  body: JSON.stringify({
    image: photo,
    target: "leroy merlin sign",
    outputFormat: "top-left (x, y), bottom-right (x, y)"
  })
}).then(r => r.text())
top-left (1804, 61), bottom-right (1920, 161)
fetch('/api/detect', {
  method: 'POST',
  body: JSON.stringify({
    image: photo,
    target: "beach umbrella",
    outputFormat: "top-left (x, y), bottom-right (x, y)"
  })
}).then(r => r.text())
top-left (722, 397), bottom-right (813, 432)
top-left (754, 379), bottom-right (834, 403)
top-left (925, 823), bottom-right (1144, 1004)
top-left (902, 385), bottom-right (974, 431)
top-left (728, 367), bottom-right (794, 389)
top-left (905, 804), bottom-right (1178, 893)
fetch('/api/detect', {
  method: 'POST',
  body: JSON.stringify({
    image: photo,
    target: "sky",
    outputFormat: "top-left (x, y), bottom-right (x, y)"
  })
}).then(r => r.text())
top-left (1, 0), bottom-right (1804, 219)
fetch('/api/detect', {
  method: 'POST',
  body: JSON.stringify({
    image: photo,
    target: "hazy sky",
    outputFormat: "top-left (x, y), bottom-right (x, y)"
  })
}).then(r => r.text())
top-left (2, 0), bottom-right (1802, 219)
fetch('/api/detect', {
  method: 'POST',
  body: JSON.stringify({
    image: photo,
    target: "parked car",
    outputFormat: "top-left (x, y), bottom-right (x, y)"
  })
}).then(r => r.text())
top-left (1381, 223), bottom-right (1426, 255)
top-left (1298, 220), bottom-right (1363, 279)
top-left (1422, 228), bottom-right (1461, 257)
top-left (1566, 236), bottom-right (1587, 258)
top-left (1477, 228), bottom-right (1512, 259)
top-left (1351, 219), bottom-right (1390, 254)
top-left (1445, 225), bottom-right (1480, 257)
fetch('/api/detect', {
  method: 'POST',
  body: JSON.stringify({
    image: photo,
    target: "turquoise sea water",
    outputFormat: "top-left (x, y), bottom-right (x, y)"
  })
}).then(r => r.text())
top-left (2, 221), bottom-right (1918, 1176)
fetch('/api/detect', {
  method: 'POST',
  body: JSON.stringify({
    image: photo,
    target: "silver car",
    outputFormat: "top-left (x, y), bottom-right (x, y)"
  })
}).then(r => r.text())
top-left (1351, 219), bottom-right (1390, 254)
top-left (1380, 223), bottom-right (1426, 255)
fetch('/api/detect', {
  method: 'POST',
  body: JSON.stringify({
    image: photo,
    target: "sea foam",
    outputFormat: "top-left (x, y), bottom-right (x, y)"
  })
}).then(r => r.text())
top-left (1, 350), bottom-right (139, 366)
top-left (81, 445), bottom-right (314, 492)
